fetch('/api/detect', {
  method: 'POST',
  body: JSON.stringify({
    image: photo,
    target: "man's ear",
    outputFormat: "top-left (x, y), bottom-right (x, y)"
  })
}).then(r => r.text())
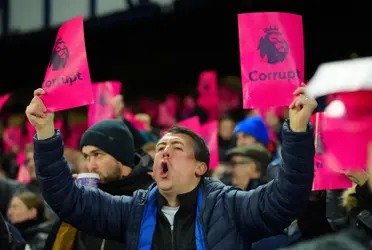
top-left (195, 162), bottom-right (208, 177)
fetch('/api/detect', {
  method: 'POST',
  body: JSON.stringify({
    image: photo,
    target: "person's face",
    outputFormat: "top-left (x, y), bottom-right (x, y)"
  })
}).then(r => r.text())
top-left (230, 155), bottom-right (255, 189)
top-left (154, 133), bottom-right (207, 195)
top-left (26, 151), bottom-right (36, 179)
top-left (219, 119), bottom-right (235, 140)
top-left (82, 146), bottom-right (127, 183)
top-left (8, 197), bottom-right (36, 224)
top-left (236, 132), bottom-right (257, 147)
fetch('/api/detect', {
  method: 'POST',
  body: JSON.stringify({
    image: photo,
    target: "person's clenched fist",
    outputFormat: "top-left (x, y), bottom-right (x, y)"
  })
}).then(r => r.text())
top-left (25, 88), bottom-right (55, 140)
top-left (289, 84), bottom-right (318, 132)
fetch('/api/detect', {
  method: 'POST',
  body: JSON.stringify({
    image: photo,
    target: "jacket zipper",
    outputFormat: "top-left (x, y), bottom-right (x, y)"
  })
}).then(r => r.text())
top-left (170, 225), bottom-right (175, 250)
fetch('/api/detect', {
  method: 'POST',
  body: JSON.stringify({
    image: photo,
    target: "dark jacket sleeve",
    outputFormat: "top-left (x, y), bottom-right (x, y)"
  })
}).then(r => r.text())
top-left (232, 121), bottom-right (314, 242)
top-left (34, 130), bottom-right (133, 242)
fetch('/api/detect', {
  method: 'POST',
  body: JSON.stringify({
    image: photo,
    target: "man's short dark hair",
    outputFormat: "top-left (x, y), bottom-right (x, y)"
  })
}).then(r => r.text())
top-left (166, 126), bottom-right (210, 168)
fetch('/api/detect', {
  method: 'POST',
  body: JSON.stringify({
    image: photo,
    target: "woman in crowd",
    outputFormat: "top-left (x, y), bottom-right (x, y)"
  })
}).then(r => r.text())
top-left (7, 192), bottom-right (52, 250)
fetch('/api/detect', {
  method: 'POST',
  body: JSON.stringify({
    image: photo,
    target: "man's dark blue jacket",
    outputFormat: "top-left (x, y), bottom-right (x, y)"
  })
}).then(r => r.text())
top-left (34, 121), bottom-right (314, 250)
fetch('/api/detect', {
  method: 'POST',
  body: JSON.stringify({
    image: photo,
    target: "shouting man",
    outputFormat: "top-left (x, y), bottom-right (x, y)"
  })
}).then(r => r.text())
top-left (26, 86), bottom-right (317, 250)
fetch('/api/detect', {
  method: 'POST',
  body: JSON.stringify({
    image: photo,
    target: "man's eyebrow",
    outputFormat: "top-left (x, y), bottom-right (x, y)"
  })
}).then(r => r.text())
top-left (156, 141), bottom-right (184, 148)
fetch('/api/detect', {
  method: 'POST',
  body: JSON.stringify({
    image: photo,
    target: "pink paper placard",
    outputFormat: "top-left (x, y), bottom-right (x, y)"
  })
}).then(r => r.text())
top-left (3, 127), bottom-right (22, 153)
top-left (88, 81), bottom-right (121, 127)
top-left (201, 120), bottom-right (219, 169)
top-left (197, 71), bottom-right (218, 97)
top-left (322, 115), bottom-right (372, 172)
top-left (238, 12), bottom-right (304, 108)
top-left (40, 16), bottom-right (94, 112)
top-left (312, 113), bottom-right (352, 190)
top-left (197, 71), bottom-right (219, 121)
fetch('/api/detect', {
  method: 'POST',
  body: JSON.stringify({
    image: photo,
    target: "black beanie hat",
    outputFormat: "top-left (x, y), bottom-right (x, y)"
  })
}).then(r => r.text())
top-left (80, 119), bottom-right (135, 168)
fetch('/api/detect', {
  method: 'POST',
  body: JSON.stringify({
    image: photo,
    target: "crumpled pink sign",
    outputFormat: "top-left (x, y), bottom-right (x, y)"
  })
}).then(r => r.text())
top-left (238, 12), bottom-right (304, 108)
top-left (65, 123), bottom-right (87, 149)
top-left (40, 16), bottom-right (94, 112)
top-left (88, 81), bottom-right (121, 127)
top-left (311, 113), bottom-right (352, 190)
top-left (197, 71), bottom-right (219, 121)
top-left (3, 127), bottom-right (22, 153)
top-left (0, 93), bottom-right (11, 111)
top-left (201, 120), bottom-right (219, 169)
top-left (178, 116), bottom-right (201, 135)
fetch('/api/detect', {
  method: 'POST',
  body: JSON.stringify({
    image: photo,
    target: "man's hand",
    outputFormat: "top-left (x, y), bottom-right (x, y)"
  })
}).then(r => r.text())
top-left (25, 88), bottom-right (55, 140)
top-left (289, 84), bottom-right (318, 132)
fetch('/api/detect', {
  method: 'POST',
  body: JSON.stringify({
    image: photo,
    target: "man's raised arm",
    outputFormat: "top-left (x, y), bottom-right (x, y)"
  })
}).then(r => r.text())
top-left (26, 88), bottom-right (132, 242)
top-left (230, 86), bottom-right (318, 242)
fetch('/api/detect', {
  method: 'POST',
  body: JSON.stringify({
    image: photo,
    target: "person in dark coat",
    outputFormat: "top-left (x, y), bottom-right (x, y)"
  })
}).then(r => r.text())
top-left (7, 192), bottom-right (52, 250)
top-left (43, 119), bottom-right (154, 250)
top-left (0, 211), bottom-right (25, 250)
top-left (26, 87), bottom-right (317, 250)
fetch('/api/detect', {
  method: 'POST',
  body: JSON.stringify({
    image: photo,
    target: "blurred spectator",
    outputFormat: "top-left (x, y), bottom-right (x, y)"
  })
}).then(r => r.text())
top-left (234, 116), bottom-right (270, 148)
top-left (8, 192), bottom-right (52, 250)
top-left (226, 143), bottom-right (271, 191)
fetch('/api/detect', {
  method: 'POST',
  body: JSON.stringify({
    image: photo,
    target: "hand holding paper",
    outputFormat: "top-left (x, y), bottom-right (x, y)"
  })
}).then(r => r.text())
top-left (289, 85), bottom-right (318, 132)
top-left (25, 88), bottom-right (55, 140)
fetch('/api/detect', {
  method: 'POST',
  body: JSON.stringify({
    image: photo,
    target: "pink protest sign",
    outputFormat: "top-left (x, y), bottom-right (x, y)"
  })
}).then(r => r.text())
top-left (178, 116), bottom-right (201, 135)
top-left (322, 116), bottom-right (372, 172)
top-left (311, 113), bottom-right (352, 190)
top-left (197, 71), bottom-right (218, 96)
top-left (3, 127), bottom-right (22, 153)
top-left (88, 81), bottom-right (121, 127)
top-left (238, 12), bottom-right (304, 108)
top-left (201, 121), bottom-right (219, 169)
top-left (0, 93), bottom-right (10, 111)
top-left (197, 71), bottom-right (219, 121)
top-left (322, 91), bottom-right (372, 171)
top-left (40, 16), bottom-right (93, 112)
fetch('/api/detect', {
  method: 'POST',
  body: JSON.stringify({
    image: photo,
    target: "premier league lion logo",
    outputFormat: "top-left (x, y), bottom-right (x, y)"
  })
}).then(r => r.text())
top-left (48, 37), bottom-right (70, 71)
top-left (258, 26), bottom-right (289, 64)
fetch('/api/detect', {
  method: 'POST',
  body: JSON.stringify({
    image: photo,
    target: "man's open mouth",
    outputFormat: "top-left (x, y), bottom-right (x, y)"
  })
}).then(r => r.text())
top-left (161, 161), bottom-right (168, 173)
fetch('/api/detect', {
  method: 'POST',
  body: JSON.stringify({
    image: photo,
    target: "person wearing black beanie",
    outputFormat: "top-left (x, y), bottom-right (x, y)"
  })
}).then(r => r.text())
top-left (44, 119), bottom-right (154, 250)
top-left (79, 119), bottom-right (136, 182)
